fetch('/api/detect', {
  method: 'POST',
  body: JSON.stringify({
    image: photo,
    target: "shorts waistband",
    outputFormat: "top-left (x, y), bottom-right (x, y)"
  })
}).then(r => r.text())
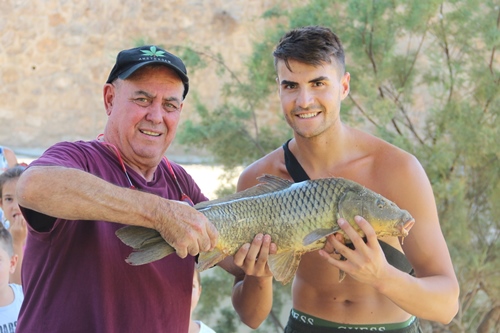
top-left (286, 308), bottom-right (419, 332)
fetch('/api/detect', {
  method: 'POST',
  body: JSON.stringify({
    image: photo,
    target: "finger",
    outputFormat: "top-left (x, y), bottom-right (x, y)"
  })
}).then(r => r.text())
top-left (335, 232), bottom-right (345, 243)
top-left (323, 234), bottom-right (337, 253)
top-left (355, 215), bottom-right (376, 242)
top-left (255, 234), bottom-right (271, 263)
top-left (325, 233), bottom-right (350, 257)
top-left (233, 243), bottom-right (250, 267)
top-left (248, 234), bottom-right (265, 258)
top-left (269, 242), bottom-right (277, 255)
top-left (338, 218), bottom-right (364, 245)
top-left (205, 220), bottom-right (219, 251)
top-left (318, 248), bottom-right (348, 269)
top-left (188, 245), bottom-right (201, 257)
top-left (176, 247), bottom-right (188, 259)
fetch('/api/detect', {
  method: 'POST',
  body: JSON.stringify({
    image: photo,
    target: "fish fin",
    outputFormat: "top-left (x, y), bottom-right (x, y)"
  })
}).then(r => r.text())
top-left (115, 226), bottom-right (164, 249)
top-left (125, 241), bottom-right (176, 265)
top-left (197, 248), bottom-right (227, 272)
top-left (268, 251), bottom-right (302, 285)
top-left (116, 226), bottom-right (175, 265)
top-left (338, 269), bottom-right (346, 282)
top-left (303, 227), bottom-right (339, 246)
top-left (338, 254), bottom-right (347, 282)
top-left (194, 174), bottom-right (293, 210)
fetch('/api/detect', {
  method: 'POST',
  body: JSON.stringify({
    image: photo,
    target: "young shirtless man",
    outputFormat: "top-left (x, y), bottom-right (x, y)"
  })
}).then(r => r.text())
top-left (229, 26), bottom-right (459, 333)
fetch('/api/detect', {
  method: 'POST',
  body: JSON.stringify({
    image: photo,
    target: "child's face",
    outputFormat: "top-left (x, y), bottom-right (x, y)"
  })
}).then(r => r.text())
top-left (0, 246), bottom-right (16, 287)
top-left (190, 272), bottom-right (202, 314)
top-left (0, 178), bottom-right (21, 223)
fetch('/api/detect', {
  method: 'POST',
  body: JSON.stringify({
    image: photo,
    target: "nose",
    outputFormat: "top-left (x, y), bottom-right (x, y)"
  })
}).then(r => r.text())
top-left (145, 102), bottom-right (163, 124)
top-left (296, 88), bottom-right (314, 109)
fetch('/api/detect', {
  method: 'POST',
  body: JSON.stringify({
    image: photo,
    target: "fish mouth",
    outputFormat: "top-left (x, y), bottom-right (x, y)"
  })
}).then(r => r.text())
top-left (400, 218), bottom-right (415, 238)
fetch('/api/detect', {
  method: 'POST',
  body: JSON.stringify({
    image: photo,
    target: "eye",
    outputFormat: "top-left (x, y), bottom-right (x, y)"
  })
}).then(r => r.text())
top-left (283, 83), bottom-right (297, 89)
top-left (163, 102), bottom-right (180, 112)
top-left (133, 97), bottom-right (151, 107)
top-left (313, 81), bottom-right (325, 87)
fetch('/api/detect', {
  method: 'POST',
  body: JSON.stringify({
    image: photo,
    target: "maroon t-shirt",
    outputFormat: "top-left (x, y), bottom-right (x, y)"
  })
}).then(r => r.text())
top-left (17, 140), bottom-right (208, 333)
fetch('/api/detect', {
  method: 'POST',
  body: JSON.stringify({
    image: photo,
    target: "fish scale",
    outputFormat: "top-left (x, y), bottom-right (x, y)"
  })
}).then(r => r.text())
top-left (202, 180), bottom-right (335, 251)
top-left (116, 174), bottom-right (415, 285)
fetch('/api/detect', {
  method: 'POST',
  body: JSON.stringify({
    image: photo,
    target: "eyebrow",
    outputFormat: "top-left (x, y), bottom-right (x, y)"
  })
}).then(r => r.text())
top-left (280, 76), bottom-right (330, 86)
top-left (133, 90), bottom-right (181, 104)
top-left (133, 90), bottom-right (154, 98)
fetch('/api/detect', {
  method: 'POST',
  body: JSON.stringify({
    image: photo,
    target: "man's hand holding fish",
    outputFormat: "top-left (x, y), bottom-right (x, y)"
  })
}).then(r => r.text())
top-left (320, 216), bottom-right (398, 286)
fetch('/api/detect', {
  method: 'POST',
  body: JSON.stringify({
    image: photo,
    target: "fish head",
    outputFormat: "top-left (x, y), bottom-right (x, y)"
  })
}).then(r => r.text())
top-left (338, 188), bottom-right (415, 240)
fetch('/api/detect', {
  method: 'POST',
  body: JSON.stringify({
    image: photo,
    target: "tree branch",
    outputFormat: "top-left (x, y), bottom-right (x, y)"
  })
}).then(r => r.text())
top-left (438, 4), bottom-right (455, 104)
top-left (348, 95), bottom-right (379, 127)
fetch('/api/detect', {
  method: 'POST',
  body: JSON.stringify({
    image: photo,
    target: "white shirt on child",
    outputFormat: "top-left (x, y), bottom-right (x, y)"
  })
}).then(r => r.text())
top-left (195, 320), bottom-right (216, 333)
top-left (0, 284), bottom-right (24, 332)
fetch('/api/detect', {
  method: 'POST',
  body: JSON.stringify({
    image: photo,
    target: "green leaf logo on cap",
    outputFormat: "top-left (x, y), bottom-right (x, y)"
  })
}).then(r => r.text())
top-left (140, 46), bottom-right (165, 57)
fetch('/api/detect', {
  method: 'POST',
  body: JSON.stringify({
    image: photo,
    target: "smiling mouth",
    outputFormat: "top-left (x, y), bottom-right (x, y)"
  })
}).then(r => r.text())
top-left (297, 112), bottom-right (320, 119)
top-left (140, 130), bottom-right (161, 137)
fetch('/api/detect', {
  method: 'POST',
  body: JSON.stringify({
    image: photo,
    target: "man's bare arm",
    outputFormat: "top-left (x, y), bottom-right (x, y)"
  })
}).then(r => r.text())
top-left (17, 166), bottom-right (218, 258)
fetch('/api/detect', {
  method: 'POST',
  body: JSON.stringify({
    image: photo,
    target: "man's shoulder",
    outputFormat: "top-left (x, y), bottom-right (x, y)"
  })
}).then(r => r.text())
top-left (238, 147), bottom-right (289, 189)
top-left (355, 130), bottom-right (420, 174)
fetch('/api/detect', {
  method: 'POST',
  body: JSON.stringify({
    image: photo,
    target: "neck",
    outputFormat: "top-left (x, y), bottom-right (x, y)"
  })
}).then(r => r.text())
top-left (291, 125), bottom-right (352, 176)
top-left (97, 134), bottom-right (159, 183)
top-left (0, 283), bottom-right (14, 307)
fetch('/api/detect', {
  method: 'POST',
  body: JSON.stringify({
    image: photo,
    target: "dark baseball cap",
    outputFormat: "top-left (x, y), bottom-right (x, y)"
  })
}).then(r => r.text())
top-left (106, 45), bottom-right (189, 99)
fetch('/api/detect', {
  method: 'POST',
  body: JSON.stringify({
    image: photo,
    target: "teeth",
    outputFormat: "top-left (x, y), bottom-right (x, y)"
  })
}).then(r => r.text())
top-left (141, 130), bottom-right (160, 136)
top-left (298, 113), bottom-right (318, 119)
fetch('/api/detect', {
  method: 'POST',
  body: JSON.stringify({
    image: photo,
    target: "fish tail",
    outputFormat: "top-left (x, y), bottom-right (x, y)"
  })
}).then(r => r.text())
top-left (116, 226), bottom-right (175, 265)
top-left (126, 241), bottom-right (176, 265)
top-left (116, 225), bottom-right (164, 248)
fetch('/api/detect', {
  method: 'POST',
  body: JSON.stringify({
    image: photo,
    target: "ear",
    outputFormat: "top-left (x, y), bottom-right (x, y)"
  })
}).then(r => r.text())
top-left (103, 83), bottom-right (115, 116)
top-left (9, 254), bottom-right (18, 274)
top-left (340, 72), bottom-right (350, 100)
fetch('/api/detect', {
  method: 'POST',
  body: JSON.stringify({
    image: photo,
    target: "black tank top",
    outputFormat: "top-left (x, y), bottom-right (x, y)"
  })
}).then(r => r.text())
top-left (282, 139), bottom-right (414, 275)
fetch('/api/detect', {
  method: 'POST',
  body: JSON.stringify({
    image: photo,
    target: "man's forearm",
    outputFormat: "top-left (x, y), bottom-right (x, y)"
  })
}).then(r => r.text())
top-left (17, 166), bottom-right (160, 228)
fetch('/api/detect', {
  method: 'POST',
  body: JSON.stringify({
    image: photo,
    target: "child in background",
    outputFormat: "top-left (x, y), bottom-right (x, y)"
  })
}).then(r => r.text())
top-left (0, 147), bottom-right (20, 227)
top-left (0, 226), bottom-right (23, 332)
top-left (0, 166), bottom-right (27, 285)
top-left (0, 146), bottom-right (18, 174)
top-left (190, 270), bottom-right (216, 333)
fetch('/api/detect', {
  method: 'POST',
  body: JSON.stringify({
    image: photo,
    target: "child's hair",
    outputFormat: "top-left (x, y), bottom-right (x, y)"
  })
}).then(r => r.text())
top-left (0, 225), bottom-right (14, 257)
top-left (0, 165), bottom-right (26, 199)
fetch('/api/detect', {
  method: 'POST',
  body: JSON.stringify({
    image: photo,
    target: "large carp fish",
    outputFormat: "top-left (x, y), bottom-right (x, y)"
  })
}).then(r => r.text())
top-left (116, 175), bottom-right (414, 284)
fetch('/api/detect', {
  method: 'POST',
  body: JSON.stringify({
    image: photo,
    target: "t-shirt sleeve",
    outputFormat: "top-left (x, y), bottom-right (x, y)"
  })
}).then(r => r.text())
top-left (29, 141), bottom-right (92, 171)
top-left (21, 141), bottom-right (94, 232)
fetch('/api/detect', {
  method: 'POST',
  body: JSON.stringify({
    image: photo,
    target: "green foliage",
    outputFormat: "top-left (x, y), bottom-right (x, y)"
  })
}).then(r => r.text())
top-left (181, 0), bottom-right (499, 331)
top-left (194, 269), bottom-right (238, 332)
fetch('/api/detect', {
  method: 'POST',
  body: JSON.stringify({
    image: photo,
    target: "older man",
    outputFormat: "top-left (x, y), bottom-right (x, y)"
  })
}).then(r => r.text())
top-left (16, 45), bottom-right (218, 333)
